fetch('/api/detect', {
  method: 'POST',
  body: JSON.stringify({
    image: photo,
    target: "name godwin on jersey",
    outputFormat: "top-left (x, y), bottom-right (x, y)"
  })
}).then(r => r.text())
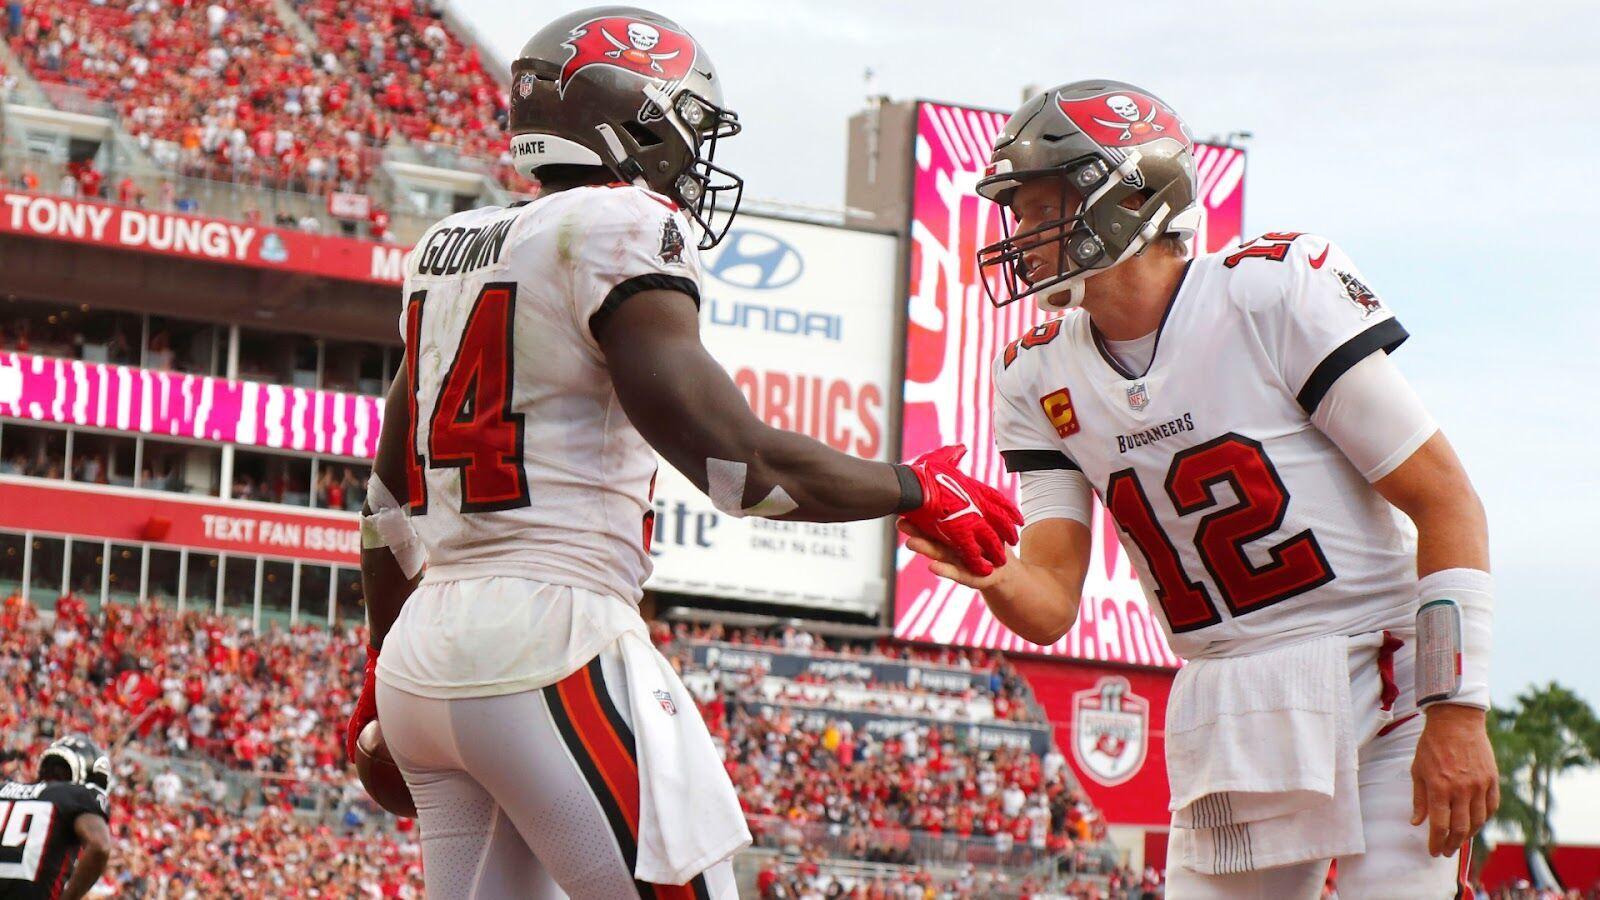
top-left (399, 184), bottom-right (703, 605)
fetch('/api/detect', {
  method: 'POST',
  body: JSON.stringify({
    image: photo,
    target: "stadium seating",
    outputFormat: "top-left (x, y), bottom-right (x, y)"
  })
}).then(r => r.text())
top-left (86, 760), bottom-right (424, 897)
top-left (752, 853), bottom-right (1155, 900)
top-left (0, 592), bottom-right (1160, 896)
top-left (288, 0), bottom-right (506, 165)
top-left (6, 0), bottom-right (508, 194)
top-left (0, 594), bottom-right (355, 788)
top-left (10, 0), bottom-right (373, 187)
top-left (660, 622), bottom-right (1123, 892)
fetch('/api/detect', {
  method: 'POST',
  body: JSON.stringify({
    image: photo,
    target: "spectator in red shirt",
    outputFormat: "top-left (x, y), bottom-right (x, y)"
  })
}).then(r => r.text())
top-left (368, 205), bottom-right (390, 242)
top-left (116, 175), bottom-right (144, 207)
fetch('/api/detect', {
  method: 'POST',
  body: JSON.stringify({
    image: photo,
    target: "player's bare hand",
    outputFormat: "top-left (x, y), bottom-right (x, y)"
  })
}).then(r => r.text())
top-left (898, 519), bottom-right (1014, 590)
top-left (1411, 703), bottom-right (1499, 857)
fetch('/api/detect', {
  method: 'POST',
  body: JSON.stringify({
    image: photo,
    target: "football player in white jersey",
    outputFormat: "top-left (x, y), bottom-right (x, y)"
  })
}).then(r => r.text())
top-left (900, 80), bottom-right (1496, 899)
top-left (345, 8), bottom-right (1021, 900)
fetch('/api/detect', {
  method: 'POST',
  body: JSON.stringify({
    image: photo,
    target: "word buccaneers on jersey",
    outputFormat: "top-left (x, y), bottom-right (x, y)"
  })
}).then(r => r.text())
top-left (0, 781), bottom-right (108, 900)
top-left (400, 183), bottom-right (702, 603)
top-left (995, 233), bottom-right (1414, 659)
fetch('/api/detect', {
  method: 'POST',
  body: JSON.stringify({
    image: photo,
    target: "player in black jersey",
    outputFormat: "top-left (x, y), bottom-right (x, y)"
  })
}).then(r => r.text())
top-left (0, 737), bottom-right (113, 900)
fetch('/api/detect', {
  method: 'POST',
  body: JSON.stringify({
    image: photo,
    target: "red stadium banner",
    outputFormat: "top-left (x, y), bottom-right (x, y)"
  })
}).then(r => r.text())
top-left (893, 101), bottom-right (1246, 665)
top-left (0, 476), bottom-right (359, 564)
top-left (1008, 657), bottom-right (1176, 826)
top-left (0, 190), bottom-right (407, 286)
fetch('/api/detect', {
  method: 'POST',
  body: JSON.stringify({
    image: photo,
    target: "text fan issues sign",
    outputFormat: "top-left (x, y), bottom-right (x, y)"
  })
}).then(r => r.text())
top-left (893, 101), bottom-right (1246, 667)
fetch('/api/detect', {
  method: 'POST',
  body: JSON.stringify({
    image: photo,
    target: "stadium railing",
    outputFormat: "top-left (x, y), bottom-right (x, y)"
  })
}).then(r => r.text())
top-left (1, 133), bottom-right (437, 242)
top-left (744, 813), bottom-right (1117, 876)
top-left (119, 745), bottom-right (396, 833)
top-left (35, 82), bottom-right (113, 120)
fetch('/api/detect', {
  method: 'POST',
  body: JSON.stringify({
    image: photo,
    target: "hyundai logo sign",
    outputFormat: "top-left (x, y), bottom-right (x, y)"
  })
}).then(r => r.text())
top-left (706, 229), bottom-right (804, 290)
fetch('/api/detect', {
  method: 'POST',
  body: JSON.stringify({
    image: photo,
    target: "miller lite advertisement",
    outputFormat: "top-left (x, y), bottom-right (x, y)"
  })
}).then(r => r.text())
top-left (893, 100), bottom-right (1246, 664)
top-left (645, 214), bottom-right (899, 615)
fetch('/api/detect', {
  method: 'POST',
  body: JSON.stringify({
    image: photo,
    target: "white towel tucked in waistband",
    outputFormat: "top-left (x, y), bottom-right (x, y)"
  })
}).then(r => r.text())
top-left (615, 629), bottom-right (752, 885)
top-left (1167, 634), bottom-right (1377, 874)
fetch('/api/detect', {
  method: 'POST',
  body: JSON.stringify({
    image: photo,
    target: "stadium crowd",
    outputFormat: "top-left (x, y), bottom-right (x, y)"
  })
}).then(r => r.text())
top-left (658, 621), bottom-right (1115, 886)
top-left (663, 621), bottom-right (1045, 724)
top-left (0, 591), bottom-right (1161, 895)
top-left (753, 853), bottom-right (1162, 900)
top-left (288, 0), bottom-right (508, 169)
top-left (6, 0), bottom-right (512, 194)
top-left (11, 0), bottom-right (383, 188)
top-left (715, 702), bottom-right (1101, 855)
top-left (0, 593), bottom-right (356, 790)
top-left (76, 760), bottom-right (424, 898)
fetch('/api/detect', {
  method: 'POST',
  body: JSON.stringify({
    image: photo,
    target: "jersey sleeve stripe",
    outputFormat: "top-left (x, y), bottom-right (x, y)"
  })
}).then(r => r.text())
top-left (1001, 449), bottom-right (1082, 473)
top-left (1295, 318), bottom-right (1408, 415)
top-left (589, 274), bottom-right (700, 340)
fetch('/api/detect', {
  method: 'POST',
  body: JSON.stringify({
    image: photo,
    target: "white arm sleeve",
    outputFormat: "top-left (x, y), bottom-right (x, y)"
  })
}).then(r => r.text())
top-left (1017, 469), bottom-right (1095, 527)
top-left (1310, 349), bottom-right (1437, 482)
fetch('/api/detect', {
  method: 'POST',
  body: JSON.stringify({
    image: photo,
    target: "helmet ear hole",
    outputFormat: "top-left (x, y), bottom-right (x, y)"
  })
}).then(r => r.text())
top-left (620, 120), bottom-right (663, 149)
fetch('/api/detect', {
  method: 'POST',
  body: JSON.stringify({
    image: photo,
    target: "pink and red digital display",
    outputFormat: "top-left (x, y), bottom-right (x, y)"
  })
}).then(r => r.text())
top-left (893, 101), bottom-right (1246, 665)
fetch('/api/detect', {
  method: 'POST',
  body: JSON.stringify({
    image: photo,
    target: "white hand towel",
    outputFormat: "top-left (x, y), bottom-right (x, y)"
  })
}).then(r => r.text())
top-left (615, 629), bottom-right (751, 885)
top-left (1167, 634), bottom-right (1375, 873)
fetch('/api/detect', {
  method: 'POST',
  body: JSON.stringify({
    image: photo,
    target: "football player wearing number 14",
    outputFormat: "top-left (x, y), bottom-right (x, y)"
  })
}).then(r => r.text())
top-left (900, 80), bottom-right (1495, 899)
top-left (344, 7), bottom-right (1020, 900)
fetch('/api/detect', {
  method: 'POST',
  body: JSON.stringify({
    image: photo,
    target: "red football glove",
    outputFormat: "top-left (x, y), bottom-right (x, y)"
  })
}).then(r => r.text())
top-left (900, 445), bottom-right (1023, 577)
top-left (346, 649), bottom-right (378, 763)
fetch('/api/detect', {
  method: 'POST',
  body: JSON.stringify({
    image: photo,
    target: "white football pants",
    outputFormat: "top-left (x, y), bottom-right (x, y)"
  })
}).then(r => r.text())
top-left (376, 643), bottom-right (738, 900)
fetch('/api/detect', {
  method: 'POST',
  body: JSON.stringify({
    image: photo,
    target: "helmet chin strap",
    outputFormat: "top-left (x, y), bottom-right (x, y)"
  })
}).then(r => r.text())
top-left (594, 123), bottom-right (650, 190)
top-left (1036, 276), bottom-right (1087, 311)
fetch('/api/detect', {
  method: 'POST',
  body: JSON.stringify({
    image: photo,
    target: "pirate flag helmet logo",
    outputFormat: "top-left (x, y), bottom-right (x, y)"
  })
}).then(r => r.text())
top-left (1057, 90), bottom-right (1192, 153)
top-left (558, 15), bottom-right (697, 96)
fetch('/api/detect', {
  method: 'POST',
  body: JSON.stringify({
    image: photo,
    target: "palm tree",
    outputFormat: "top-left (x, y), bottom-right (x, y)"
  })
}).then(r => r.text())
top-left (1480, 704), bottom-right (1536, 863)
top-left (1485, 683), bottom-right (1600, 855)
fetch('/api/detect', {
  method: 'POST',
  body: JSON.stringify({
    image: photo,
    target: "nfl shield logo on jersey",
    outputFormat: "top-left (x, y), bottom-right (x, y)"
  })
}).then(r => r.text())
top-left (653, 689), bottom-right (678, 716)
top-left (1126, 382), bottom-right (1150, 411)
top-left (1071, 676), bottom-right (1149, 787)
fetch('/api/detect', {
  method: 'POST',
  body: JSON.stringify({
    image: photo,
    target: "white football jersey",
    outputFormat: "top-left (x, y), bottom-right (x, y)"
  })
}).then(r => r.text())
top-left (399, 184), bottom-right (702, 604)
top-left (994, 234), bottom-right (1416, 660)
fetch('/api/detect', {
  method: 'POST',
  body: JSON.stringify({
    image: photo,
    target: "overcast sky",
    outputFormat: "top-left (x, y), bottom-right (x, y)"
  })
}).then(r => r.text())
top-left (456, 0), bottom-right (1600, 835)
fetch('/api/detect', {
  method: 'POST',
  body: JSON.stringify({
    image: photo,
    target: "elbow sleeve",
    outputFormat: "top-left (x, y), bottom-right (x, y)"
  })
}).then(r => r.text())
top-left (1310, 350), bottom-right (1436, 481)
top-left (1018, 469), bottom-right (1094, 526)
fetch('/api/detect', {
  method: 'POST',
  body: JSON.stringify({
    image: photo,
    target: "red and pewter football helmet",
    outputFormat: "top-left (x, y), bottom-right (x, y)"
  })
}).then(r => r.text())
top-left (508, 6), bottom-right (742, 248)
top-left (976, 80), bottom-right (1202, 310)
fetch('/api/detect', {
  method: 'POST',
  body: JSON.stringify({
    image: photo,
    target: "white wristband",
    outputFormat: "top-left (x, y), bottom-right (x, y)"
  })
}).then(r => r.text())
top-left (361, 474), bottom-right (426, 579)
top-left (1415, 568), bottom-right (1493, 710)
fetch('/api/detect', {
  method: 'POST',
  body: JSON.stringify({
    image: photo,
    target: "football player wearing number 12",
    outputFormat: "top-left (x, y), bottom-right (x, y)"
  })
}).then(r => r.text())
top-left (900, 80), bottom-right (1496, 899)
top-left (345, 7), bottom-right (1020, 899)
